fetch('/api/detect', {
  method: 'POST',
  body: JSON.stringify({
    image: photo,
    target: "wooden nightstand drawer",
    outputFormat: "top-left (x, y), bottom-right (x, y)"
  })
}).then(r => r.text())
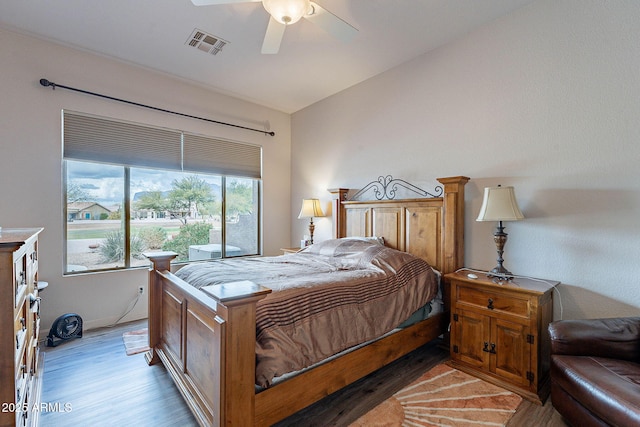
top-left (456, 285), bottom-right (530, 318)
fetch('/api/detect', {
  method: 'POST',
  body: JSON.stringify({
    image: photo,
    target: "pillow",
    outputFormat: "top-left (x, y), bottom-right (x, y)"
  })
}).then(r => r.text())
top-left (340, 236), bottom-right (385, 245)
top-left (302, 238), bottom-right (380, 257)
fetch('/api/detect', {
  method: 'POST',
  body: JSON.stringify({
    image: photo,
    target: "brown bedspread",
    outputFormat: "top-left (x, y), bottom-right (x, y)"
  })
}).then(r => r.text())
top-left (175, 238), bottom-right (439, 387)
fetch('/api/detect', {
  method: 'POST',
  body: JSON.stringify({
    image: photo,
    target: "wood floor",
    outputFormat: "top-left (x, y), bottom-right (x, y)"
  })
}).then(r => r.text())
top-left (41, 319), bottom-right (569, 427)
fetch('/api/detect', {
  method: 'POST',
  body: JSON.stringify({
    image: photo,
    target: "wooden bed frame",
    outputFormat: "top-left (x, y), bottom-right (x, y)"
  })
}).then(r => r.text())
top-left (144, 176), bottom-right (469, 427)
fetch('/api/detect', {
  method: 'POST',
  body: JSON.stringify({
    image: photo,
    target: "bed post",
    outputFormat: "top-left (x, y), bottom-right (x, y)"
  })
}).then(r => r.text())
top-left (144, 251), bottom-right (178, 366)
top-left (437, 176), bottom-right (470, 274)
top-left (203, 282), bottom-right (271, 426)
top-left (328, 188), bottom-right (349, 238)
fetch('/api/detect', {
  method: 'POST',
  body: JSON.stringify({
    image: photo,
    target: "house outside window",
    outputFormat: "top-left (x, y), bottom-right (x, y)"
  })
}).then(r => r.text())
top-left (63, 111), bottom-right (262, 274)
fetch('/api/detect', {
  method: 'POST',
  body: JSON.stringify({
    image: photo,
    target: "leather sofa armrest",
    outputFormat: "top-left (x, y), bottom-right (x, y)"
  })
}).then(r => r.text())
top-left (549, 317), bottom-right (640, 361)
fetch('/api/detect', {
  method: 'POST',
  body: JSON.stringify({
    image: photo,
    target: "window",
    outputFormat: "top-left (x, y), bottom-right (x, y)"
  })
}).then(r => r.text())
top-left (63, 111), bottom-right (261, 274)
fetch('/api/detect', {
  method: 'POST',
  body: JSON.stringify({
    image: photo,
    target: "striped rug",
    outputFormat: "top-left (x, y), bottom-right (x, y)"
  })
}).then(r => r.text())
top-left (122, 328), bottom-right (150, 356)
top-left (350, 363), bottom-right (522, 427)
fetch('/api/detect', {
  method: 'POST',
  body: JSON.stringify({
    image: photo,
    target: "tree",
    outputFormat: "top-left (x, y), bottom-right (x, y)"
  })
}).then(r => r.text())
top-left (134, 191), bottom-right (167, 218)
top-left (167, 176), bottom-right (214, 224)
top-left (197, 199), bottom-right (222, 219)
top-left (226, 180), bottom-right (253, 219)
top-left (67, 183), bottom-right (90, 203)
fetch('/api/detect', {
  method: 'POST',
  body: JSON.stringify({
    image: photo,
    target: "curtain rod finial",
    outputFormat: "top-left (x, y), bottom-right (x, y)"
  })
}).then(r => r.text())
top-left (40, 78), bottom-right (55, 89)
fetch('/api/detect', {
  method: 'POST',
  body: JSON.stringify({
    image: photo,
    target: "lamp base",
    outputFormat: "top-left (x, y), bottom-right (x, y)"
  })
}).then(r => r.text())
top-left (487, 265), bottom-right (514, 280)
top-left (489, 221), bottom-right (513, 280)
top-left (308, 218), bottom-right (315, 245)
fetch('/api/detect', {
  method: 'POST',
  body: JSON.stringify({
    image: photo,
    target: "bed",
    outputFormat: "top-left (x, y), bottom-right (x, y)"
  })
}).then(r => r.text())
top-left (144, 175), bottom-right (469, 426)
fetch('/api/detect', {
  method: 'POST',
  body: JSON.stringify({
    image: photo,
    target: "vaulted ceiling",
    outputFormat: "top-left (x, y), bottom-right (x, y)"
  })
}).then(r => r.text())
top-left (0, 0), bottom-right (535, 113)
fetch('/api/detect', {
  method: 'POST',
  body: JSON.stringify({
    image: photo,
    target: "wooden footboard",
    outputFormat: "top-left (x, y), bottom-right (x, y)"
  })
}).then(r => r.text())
top-left (145, 252), bottom-right (271, 427)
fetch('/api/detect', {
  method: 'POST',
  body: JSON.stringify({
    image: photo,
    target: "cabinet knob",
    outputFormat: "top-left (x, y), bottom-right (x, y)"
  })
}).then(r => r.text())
top-left (487, 298), bottom-right (494, 310)
top-left (29, 293), bottom-right (41, 309)
top-left (483, 342), bottom-right (490, 352)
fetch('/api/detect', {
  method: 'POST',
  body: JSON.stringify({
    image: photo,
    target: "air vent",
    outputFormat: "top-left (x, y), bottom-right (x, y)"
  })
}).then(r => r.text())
top-left (186, 29), bottom-right (228, 55)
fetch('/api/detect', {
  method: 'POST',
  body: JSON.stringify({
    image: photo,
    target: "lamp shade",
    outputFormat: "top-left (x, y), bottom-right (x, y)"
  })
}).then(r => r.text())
top-left (476, 186), bottom-right (524, 222)
top-left (262, 0), bottom-right (311, 25)
top-left (298, 198), bottom-right (324, 219)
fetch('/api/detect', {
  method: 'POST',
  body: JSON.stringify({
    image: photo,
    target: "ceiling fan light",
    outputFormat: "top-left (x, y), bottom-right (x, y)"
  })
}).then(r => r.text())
top-left (262, 0), bottom-right (311, 25)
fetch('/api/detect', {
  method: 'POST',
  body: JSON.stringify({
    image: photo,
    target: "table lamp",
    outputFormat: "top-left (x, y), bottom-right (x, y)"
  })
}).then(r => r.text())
top-left (298, 198), bottom-right (324, 245)
top-left (476, 185), bottom-right (524, 278)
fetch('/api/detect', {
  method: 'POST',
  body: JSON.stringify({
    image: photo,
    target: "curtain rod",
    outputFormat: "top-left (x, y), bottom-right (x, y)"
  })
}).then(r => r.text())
top-left (39, 78), bottom-right (275, 137)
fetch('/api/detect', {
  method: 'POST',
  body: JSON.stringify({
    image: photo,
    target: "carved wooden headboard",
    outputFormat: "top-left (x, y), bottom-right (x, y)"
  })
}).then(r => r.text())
top-left (329, 176), bottom-right (469, 274)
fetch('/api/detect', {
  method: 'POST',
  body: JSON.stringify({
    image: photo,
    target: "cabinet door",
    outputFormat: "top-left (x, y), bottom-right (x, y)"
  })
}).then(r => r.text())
top-left (492, 318), bottom-right (531, 388)
top-left (453, 309), bottom-right (490, 369)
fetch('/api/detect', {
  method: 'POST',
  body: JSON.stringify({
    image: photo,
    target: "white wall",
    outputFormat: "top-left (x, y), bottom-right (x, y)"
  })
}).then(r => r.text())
top-left (291, 0), bottom-right (640, 320)
top-left (0, 29), bottom-right (292, 331)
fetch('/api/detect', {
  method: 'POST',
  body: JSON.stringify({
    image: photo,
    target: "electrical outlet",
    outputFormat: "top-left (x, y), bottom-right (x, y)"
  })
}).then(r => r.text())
top-left (138, 286), bottom-right (144, 295)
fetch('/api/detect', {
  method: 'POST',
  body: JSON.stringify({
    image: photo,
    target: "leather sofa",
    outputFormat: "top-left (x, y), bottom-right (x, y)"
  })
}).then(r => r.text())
top-left (548, 317), bottom-right (640, 427)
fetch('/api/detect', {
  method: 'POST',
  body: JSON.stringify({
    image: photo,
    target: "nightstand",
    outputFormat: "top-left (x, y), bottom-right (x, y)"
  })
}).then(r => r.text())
top-left (280, 247), bottom-right (302, 254)
top-left (445, 270), bottom-right (559, 404)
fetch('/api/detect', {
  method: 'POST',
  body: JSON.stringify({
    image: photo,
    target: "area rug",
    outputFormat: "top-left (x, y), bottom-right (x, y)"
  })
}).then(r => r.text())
top-left (122, 328), bottom-right (149, 356)
top-left (350, 364), bottom-right (522, 427)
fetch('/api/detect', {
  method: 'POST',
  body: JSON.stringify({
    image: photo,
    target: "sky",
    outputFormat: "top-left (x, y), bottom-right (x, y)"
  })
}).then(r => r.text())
top-left (67, 160), bottom-right (222, 206)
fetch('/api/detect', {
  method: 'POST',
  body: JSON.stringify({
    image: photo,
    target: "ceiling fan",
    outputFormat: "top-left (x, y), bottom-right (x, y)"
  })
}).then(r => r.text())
top-left (191, 0), bottom-right (358, 54)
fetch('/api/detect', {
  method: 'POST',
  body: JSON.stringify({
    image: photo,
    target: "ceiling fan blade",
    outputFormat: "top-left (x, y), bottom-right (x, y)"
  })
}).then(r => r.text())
top-left (262, 16), bottom-right (286, 54)
top-left (191, 0), bottom-right (259, 6)
top-left (304, 2), bottom-right (358, 43)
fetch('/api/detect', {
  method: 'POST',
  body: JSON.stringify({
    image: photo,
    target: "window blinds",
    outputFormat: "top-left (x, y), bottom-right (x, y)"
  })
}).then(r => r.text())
top-left (183, 133), bottom-right (262, 178)
top-left (63, 111), bottom-right (262, 179)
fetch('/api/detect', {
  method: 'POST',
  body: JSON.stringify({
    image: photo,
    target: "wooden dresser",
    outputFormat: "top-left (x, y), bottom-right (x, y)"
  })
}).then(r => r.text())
top-left (445, 270), bottom-right (559, 404)
top-left (0, 228), bottom-right (44, 427)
